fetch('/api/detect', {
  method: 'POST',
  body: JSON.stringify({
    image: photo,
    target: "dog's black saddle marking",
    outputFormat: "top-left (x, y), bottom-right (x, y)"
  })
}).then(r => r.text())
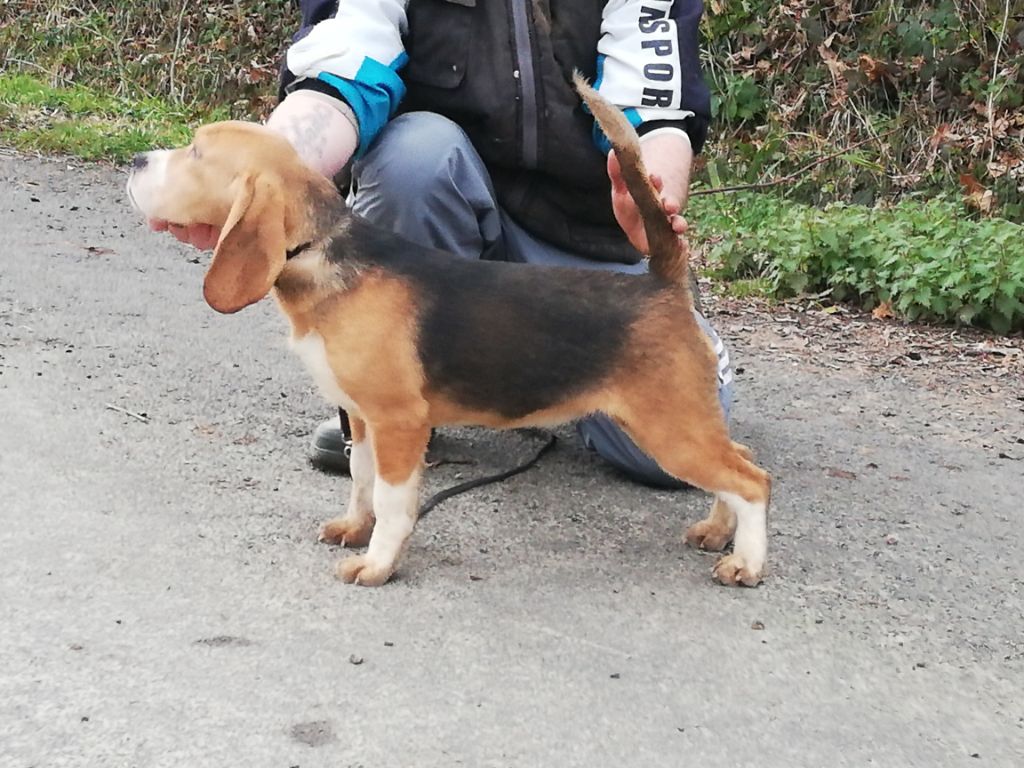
top-left (330, 217), bottom-right (665, 420)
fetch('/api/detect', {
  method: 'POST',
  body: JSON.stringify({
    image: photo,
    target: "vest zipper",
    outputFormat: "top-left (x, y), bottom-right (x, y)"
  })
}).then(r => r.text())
top-left (510, 0), bottom-right (539, 169)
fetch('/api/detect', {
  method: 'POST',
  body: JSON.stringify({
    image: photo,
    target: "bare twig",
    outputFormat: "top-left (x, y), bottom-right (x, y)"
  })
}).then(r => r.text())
top-left (986, 0), bottom-right (1012, 165)
top-left (2, 58), bottom-right (51, 75)
top-left (168, 0), bottom-right (190, 103)
top-left (691, 128), bottom-right (900, 197)
top-left (105, 403), bottom-right (150, 424)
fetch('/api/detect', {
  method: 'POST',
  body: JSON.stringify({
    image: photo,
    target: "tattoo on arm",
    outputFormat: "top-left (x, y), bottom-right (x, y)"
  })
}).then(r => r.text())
top-left (277, 107), bottom-right (335, 168)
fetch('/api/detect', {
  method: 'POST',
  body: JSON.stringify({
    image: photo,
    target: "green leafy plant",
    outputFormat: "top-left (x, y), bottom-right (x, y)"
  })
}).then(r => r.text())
top-left (712, 73), bottom-right (766, 124)
top-left (693, 193), bottom-right (1024, 334)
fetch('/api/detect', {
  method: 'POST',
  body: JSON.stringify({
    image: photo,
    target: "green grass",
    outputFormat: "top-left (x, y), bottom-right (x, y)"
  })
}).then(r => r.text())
top-left (0, 74), bottom-right (228, 162)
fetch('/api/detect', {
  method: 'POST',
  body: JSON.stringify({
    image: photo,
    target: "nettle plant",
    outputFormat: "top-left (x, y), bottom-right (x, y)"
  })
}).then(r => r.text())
top-left (697, 194), bottom-right (1024, 334)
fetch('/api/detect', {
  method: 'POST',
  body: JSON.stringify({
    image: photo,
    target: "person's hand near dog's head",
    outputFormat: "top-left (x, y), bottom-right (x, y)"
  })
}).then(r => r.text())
top-left (148, 219), bottom-right (220, 250)
top-left (149, 90), bottom-right (357, 250)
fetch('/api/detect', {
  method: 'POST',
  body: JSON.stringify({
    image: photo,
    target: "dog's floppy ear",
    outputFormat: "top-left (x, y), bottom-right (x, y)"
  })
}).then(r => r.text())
top-left (203, 173), bottom-right (287, 314)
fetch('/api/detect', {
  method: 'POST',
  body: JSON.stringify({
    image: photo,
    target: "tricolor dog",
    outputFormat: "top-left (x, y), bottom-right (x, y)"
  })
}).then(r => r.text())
top-left (127, 76), bottom-right (772, 587)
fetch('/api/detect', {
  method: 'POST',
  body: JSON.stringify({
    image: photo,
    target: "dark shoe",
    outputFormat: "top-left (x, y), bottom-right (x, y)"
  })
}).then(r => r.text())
top-left (310, 409), bottom-right (353, 475)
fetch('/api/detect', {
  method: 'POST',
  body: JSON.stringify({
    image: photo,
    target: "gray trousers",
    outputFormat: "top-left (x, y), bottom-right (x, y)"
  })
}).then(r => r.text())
top-left (350, 112), bottom-right (734, 488)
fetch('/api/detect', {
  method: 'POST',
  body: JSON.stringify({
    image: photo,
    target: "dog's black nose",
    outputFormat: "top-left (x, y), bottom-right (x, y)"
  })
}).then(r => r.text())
top-left (132, 153), bottom-right (148, 170)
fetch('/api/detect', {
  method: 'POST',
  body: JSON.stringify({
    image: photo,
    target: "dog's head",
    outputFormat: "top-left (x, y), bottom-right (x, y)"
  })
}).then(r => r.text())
top-left (127, 121), bottom-right (337, 314)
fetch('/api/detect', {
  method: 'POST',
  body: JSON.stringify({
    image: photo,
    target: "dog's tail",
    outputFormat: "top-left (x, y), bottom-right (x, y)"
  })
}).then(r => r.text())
top-left (573, 72), bottom-right (688, 287)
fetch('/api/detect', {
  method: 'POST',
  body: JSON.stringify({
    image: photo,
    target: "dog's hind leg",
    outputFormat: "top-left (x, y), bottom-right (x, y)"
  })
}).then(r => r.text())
top-left (335, 419), bottom-right (430, 586)
top-left (615, 405), bottom-right (772, 586)
top-left (319, 415), bottom-right (376, 548)
top-left (684, 496), bottom-right (736, 553)
top-left (682, 443), bottom-right (754, 550)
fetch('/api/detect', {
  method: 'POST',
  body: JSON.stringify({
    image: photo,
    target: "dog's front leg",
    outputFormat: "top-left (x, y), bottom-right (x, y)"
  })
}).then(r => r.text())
top-left (335, 421), bottom-right (430, 586)
top-left (319, 416), bottom-right (375, 547)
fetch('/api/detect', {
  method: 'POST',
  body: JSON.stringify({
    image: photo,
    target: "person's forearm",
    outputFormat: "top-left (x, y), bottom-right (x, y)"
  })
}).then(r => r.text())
top-left (265, 89), bottom-right (359, 179)
top-left (640, 130), bottom-right (694, 210)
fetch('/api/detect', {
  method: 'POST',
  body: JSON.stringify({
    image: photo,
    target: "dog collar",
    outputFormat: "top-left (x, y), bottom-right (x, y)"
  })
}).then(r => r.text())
top-left (286, 242), bottom-right (313, 260)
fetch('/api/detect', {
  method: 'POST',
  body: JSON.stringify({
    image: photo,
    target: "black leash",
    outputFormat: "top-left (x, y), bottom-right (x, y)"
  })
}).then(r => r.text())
top-left (335, 408), bottom-right (558, 519)
top-left (418, 433), bottom-right (559, 518)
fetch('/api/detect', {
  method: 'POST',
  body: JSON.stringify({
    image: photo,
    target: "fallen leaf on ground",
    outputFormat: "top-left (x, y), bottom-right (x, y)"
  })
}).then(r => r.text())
top-left (872, 301), bottom-right (895, 320)
top-left (826, 467), bottom-right (857, 479)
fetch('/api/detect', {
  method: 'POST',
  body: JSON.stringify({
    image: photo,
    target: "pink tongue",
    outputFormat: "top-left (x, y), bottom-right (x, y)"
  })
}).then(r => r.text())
top-left (148, 219), bottom-right (187, 231)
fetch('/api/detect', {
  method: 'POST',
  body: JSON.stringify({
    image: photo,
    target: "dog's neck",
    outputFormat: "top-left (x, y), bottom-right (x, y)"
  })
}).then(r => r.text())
top-left (284, 173), bottom-right (347, 251)
top-left (285, 241), bottom-right (313, 261)
top-left (279, 173), bottom-right (346, 271)
top-left (275, 178), bottom-right (360, 335)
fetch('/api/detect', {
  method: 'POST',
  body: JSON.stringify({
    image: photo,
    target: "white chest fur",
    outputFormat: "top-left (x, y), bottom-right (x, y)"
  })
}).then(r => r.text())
top-left (289, 332), bottom-right (357, 412)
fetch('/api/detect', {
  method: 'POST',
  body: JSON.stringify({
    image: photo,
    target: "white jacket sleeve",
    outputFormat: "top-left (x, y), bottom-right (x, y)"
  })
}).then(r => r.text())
top-left (596, 0), bottom-right (699, 124)
top-left (286, 0), bottom-right (409, 84)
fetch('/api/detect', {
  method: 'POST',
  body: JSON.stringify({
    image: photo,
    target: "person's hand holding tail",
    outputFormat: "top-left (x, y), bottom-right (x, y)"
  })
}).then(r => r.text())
top-left (609, 131), bottom-right (693, 254)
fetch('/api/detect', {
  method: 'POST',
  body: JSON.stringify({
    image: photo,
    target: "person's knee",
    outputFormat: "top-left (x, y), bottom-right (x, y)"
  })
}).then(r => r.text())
top-left (577, 416), bottom-right (688, 489)
top-left (354, 112), bottom-right (469, 207)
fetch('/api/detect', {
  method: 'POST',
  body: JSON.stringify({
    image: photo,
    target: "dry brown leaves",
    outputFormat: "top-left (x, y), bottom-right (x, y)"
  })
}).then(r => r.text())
top-left (704, 286), bottom-right (1024, 410)
top-left (706, 0), bottom-right (1024, 213)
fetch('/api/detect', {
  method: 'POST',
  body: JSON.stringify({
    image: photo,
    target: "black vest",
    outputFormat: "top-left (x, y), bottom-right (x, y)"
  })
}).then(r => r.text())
top-left (399, 0), bottom-right (709, 263)
top-left (283, 0), bottom-right (712, 262)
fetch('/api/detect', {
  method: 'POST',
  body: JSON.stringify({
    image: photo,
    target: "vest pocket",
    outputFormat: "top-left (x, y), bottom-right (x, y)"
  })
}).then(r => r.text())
top-left (403, 0), bottom-right (474, 89)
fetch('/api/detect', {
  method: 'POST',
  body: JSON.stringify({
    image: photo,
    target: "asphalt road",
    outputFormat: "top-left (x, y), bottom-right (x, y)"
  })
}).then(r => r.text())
top-left (2, 151), bottom-right (1022, 767)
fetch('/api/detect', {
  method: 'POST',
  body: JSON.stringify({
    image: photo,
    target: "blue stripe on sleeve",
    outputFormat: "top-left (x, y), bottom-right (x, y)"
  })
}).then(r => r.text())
top-left (593, 53), bottom-right (607, 91)
top-left (591, 102), bottom-right (643, 155)
top-left (317, 52), bottom-right (408, 158)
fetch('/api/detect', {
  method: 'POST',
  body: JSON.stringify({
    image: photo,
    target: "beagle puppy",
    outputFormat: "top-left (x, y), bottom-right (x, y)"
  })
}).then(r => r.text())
top-left (127, 76), bottom-right (772, 587)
